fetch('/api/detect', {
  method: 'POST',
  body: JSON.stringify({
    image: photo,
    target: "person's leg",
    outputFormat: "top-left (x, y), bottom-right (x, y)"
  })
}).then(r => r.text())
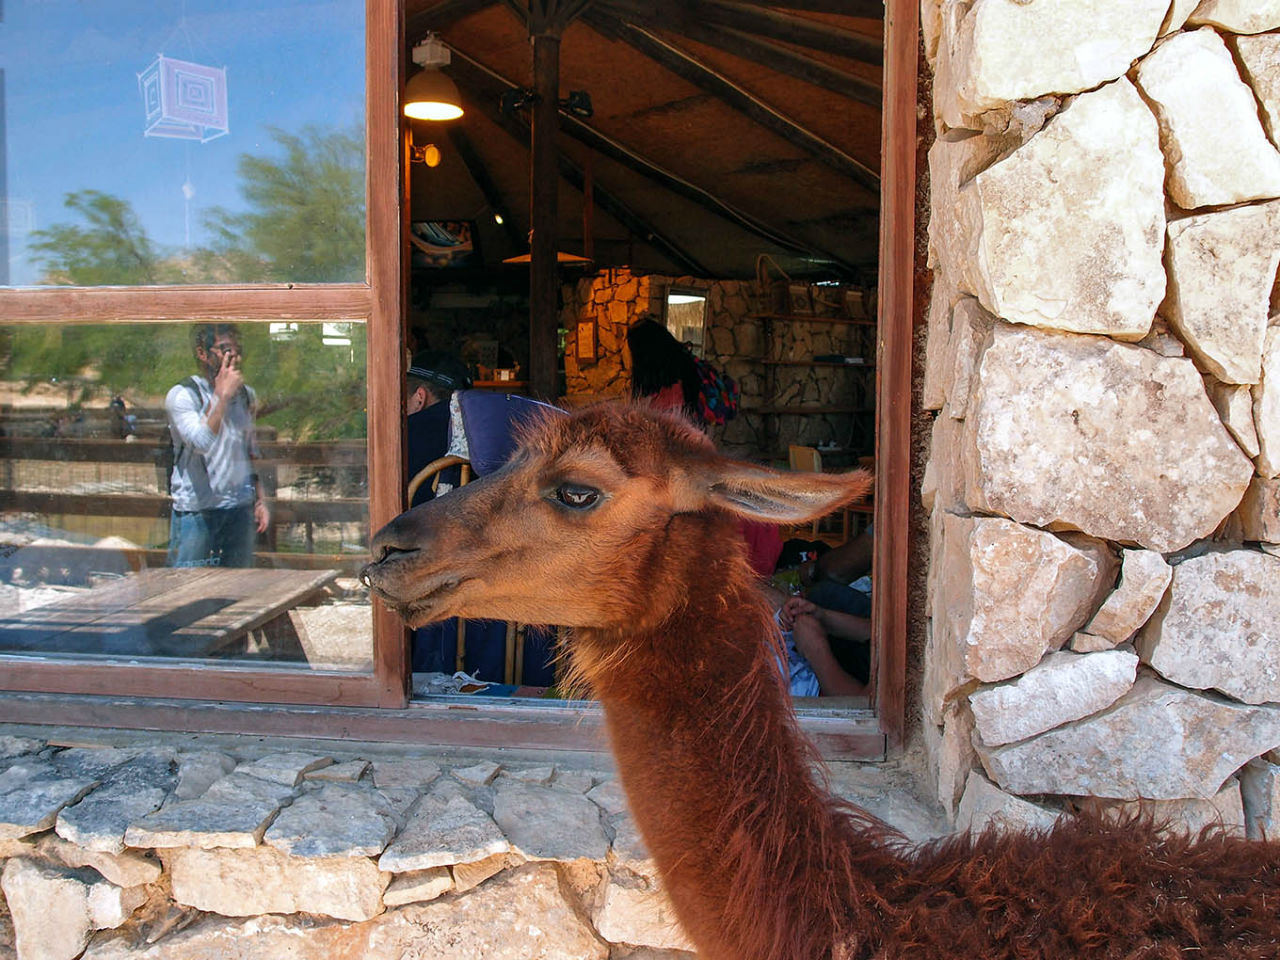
top-left (210, 505), bottom-right (256, 568)
top-left (168, 510), bottom-right (213, 567)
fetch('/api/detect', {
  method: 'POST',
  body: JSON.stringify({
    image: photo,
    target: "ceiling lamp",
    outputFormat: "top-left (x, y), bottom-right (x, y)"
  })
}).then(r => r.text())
top-left (405, 35), bottom-right (463, 121)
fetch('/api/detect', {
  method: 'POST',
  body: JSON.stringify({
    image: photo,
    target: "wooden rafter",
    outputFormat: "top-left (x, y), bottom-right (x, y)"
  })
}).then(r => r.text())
top-left (444, 47), bottom-right (861, 272)
top-left (406, 0), bottom-right (497, 36)
top-left (691, 0), bottom-right (882, 66)
top-left (739, 0), bottom-right (884, 16)
top-left (445, 126), bottom-right (524, 250)
top-left (598, 0), bottom-right (880, 106)
top-left (443, 58), bottom-right (709, 275)
top-left (583, 9), bottom-right (880, 195)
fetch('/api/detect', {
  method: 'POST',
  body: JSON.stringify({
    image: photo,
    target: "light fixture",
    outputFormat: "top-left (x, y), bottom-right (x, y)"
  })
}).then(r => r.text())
top-left (409, 139), bottom-right (441, 166)
top-left (404, 35), bottom-right (463, 121)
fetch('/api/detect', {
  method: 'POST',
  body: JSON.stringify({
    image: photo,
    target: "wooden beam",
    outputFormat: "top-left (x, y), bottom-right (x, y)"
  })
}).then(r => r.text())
top-left (406, 0), bottom-right (497, 37)
top-left (446, 126), bottom-right (524, 251)
top-left (444, 54), bottom-right (710, 275)
top-left (528, 27), bottom-right (562, 400)
top-left (449, 44), bottom-right (842, 257)
top-left (583, 10), bottom-right (880, 195)
top-left (599, 0), bottom-right (880, 105)
top-left (873, 0), bottom-right (918, 752)
top-left (693, 0), bottom-right (883, 62)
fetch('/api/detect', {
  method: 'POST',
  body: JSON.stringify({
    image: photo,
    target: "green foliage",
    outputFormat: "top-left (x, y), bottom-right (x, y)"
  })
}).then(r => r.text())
top-left (9, 122), bottom-right (369, 439)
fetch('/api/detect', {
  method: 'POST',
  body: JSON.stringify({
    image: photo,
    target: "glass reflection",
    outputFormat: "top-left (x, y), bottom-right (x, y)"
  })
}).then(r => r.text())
top-left (0, 321), bottom-right (373, 671)
top-left (1, 0), bottom-right (366, 287)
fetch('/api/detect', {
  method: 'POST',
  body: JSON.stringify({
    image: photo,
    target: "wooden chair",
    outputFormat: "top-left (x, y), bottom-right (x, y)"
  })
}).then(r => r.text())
top-left (787, 444), bottom-right (861, 545)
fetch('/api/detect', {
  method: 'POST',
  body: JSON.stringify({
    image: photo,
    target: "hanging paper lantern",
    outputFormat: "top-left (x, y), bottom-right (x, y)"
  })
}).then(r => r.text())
top-left (138, 54), bottom-right (229, 142)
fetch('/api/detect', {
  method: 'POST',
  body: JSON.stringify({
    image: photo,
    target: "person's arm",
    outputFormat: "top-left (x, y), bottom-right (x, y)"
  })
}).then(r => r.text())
top-left (790, 613), bottom-right (866, 696)
top-left (814, 530), bottom-right (873, 584)
top-left (204, 352), bottom-right (244, 439)
top-left (813, 606), bottom-right (872, 643)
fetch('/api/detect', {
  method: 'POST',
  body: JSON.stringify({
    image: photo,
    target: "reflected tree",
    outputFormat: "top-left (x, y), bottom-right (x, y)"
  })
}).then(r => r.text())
top-left (29, 190), bottom-right (172, 286)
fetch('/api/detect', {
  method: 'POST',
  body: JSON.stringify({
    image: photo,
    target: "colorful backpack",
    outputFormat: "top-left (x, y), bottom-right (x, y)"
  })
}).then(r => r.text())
top-left (694, 356), bottom-right (739, 426)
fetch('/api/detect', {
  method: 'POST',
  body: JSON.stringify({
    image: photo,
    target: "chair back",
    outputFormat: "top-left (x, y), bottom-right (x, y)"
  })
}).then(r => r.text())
top-left (788, 444), bottom-right (823, 473)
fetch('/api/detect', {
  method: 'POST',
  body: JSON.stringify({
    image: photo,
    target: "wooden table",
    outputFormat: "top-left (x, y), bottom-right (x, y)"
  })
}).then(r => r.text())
top-left (0, 567), bottom-right (337, 659)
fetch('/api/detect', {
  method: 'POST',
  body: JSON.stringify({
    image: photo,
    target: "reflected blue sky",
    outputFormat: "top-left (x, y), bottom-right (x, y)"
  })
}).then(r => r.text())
top-left (1, 0), bottom-right (365, 285)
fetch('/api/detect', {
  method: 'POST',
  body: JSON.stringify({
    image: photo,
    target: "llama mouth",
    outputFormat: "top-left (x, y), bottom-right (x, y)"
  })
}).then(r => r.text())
top-left (398, 576), bottom-right (466, 626)
top-left (359, 560), bottom-right (465, 626)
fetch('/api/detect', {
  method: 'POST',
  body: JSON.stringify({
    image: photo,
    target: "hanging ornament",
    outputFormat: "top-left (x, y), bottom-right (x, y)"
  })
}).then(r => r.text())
top-left (138, 54), bottom-right (229, 142)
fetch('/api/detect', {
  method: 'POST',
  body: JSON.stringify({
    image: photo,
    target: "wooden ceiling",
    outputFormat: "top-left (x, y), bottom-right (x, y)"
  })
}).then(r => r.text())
top-left (405, 0), bottom-right (884, 281)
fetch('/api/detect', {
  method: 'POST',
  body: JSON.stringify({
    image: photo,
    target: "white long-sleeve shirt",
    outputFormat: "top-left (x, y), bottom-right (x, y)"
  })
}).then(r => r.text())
top-left (165, 376), bottom-right (257, 512)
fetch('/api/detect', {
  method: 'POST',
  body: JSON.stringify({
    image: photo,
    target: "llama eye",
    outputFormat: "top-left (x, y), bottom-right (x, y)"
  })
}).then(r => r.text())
top-left (554, 484), bottom-right (600, 510)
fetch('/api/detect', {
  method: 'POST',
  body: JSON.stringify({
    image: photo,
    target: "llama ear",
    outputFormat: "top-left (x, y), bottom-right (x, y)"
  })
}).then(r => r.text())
top-left (687, 460), bottom-right (873, 524)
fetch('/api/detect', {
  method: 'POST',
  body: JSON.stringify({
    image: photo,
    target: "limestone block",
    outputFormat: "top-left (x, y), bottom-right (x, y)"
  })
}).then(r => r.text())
top-left (235, 752), bottom-right (332, 786)
top-left (1081, 549), bottom-right (1172, 645)
top-left (1161, 0), bottom-right (1202, 35)
top-left (84, 863), bottom-right (609, 960)
top-left (969, 649), bottom-right (1139, 747)
top-left (586, 778), bottom-right (629, 818)
top-left (370, 758), bottom-right (440, 789)
top-left (492, 781), bottom-right (609, 861)
top-left (452, 852), bottom-right (523, 893)
top-left (608, 814), bottom-right (657, 877)
top-left (35, 834), bottom-right (162, 888)
top-left (0, 736), bottom-right (43, 760)
top-left (377, 793), bottom-right (509, 873)
top-left (932, 702), bottom-right (978, 822)
top-left (934, 514), bottom-right (1112, 689)
top-left (976, 675), bottom-right (1280, 800)
top-left (1235, 34), bottom-right (1280, 147)
top-left (920, 411), bottom-right (965, 514)
top-left (943, 0), bottom-right (1166, 118)
top-left (594, 874), bottom-right (695, 953)
top-left (921, 0), bottom-right (942, 65)
top-left (958, 79), bottom-right (1165, 337)
top-left (955, 771), bottom-right (1059, 834)
top-left (921, 276), bottom-right (957, 413)
top-left (1241, 757), bottom-right (1280, 840)
top-left (1136, 28), bottom-right (1280, 209)
top-left (945, 297), bottom-right (994, 420)
top-left (1257, 326), bottom-right (1280, 477)
top-left (164, 844), bottom-right (389, 921)
top-left (123, 773), bottom-right (294, 850)
top-left (56, 783), bottom-right (166, 855)
top-left (501, 765), bottom-right (555, 786)
top-left (0, 775), bottom-right (98, 840)
top-left (927, 133), bottom-right (1008, 281)
top-left (306, 759), bottom-right (370, 783)
top-left (1137, 316), bottom-right (1186, 358)
top-left (3, 857), bottom-right (93, 960)
top-left (1136, 550), bottom-right (1280, 704)
top-left (451, 760), bottom-right (500, 786)
top-left (963, 324), bottom-right (1254, 552)
top-left (1090, 779), bottom-right (1247, 838)
top-left (1069, 632), bottom-right (1117, 654)
top-left (1187, 0), bottom-right (1280, 34)
top-left (551, 769), bottom-right (596, 793)
top-left (1207, 380), bottom-right (1262, 458)
top-left (1238, 475), bottom-right (1280, 542)
top-left (264, 782), bottom-right (398, 858)
top-left (173, 751), bottom-right (235, 800)
top-left (383, 866), bottom-right (453, 906)
top-left (1164, 203), bottom-right (1280, 385)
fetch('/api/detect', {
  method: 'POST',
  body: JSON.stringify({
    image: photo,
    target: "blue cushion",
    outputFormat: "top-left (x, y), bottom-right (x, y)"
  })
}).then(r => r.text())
top-left (458, 391), bottom-right (564, 476)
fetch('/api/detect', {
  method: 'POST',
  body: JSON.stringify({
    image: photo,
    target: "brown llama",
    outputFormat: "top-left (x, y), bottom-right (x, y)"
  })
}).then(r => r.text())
top-left (362, 403), bottom-right (1280, 960)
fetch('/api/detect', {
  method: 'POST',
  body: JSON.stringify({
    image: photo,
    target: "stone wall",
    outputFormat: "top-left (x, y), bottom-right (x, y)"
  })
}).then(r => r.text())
top-left (561, 269), bottom-right (875, 461)
top-left (920, 0), bottom-right (1280, 829)
top-left (0, 735), bottom-right (697, 960)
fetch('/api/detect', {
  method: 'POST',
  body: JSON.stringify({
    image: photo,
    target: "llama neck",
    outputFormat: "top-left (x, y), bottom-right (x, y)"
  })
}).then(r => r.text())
top-left (580, 558), bottom-right (897, 960)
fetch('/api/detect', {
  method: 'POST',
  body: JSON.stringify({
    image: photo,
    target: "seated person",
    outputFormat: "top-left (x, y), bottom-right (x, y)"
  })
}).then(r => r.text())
top-left (406, 350), bottom-right (470, 507)
top-left (805, 525), bottom-right (873, 618)
top-left (777, 595), bottom-right (871, 697)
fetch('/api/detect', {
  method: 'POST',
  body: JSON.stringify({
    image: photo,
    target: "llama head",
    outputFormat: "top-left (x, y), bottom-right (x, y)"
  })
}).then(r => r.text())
top-left (362, 402), bottom-right (872, 630)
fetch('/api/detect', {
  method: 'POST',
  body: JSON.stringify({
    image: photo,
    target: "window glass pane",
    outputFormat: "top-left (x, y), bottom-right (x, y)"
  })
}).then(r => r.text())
top-left (1, 1), bottom-right (366, 287)
top-left (0, 321), bottom-right (374, 672)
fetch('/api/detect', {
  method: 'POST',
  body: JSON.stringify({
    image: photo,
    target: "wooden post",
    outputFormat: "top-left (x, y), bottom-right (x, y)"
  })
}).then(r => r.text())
top-left (529, 26), bottom-right (562, 400)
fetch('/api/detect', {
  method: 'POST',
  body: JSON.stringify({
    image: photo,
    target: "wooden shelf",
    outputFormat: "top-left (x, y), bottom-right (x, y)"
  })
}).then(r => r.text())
top-left (750, 313), bottom-right (876, 326)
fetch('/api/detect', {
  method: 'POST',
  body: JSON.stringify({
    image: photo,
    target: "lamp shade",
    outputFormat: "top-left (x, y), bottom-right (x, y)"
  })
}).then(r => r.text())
top-left (404, 69), bottom-right (464, 121)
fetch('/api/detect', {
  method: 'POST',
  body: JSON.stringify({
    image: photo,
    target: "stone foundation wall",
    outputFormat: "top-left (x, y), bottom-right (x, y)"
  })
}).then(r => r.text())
top-left (920, 1), bottom-right (1280, 829)
top-left (0, 736), bottom-right (697, 960)
top-left (562, 269), bottom-right (875, 461)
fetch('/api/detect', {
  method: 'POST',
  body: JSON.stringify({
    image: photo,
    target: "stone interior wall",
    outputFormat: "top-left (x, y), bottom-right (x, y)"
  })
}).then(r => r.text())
top-left (919, 0), bottom-right (1280, 832)
top-left (562, 268), bottom-right (876, 462)
top-left (0, 735), bottom-right (698, 960)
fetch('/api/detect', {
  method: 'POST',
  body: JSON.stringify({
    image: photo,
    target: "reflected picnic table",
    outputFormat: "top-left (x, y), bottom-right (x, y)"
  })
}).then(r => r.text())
top-left (0, 567), bottom-right (337, 659)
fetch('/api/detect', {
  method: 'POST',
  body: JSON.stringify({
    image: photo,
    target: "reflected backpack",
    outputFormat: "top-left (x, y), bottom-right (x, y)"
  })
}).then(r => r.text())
top-left (694, 357), bottom-right (739, 426)
top-left (157, 377), bottom-right (202, 494)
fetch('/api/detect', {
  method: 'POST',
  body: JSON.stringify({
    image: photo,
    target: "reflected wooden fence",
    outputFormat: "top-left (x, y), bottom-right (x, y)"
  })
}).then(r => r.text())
top-left (0, 436), bottom-right (370, 578)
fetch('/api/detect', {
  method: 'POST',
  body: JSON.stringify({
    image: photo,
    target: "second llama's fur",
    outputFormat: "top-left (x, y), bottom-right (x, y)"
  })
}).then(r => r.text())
top-left (363, 403), bottom-right (1280, 960)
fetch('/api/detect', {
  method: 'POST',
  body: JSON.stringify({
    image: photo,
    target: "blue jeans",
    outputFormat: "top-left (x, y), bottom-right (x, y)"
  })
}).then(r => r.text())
top-left (168, 505), bottom-right (256, 568)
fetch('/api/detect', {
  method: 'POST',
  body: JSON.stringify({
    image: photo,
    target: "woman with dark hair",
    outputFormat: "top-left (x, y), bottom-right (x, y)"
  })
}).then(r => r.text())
top-left (626, 318), bottom-right (702, 416)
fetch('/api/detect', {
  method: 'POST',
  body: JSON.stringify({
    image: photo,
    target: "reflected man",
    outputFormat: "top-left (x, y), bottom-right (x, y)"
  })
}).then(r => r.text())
top-left (165, 323), bottom-right (269, 567)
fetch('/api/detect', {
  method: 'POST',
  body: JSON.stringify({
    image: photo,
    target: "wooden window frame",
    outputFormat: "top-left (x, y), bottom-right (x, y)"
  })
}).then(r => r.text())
top-left (0, 0), bottom-right (917, 761)
top-left (0, 0), bottom-right (408, 709)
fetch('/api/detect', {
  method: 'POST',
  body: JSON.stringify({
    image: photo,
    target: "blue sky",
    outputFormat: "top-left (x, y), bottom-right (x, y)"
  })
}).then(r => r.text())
top-left (2, 0), bottom-right (365, 285)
